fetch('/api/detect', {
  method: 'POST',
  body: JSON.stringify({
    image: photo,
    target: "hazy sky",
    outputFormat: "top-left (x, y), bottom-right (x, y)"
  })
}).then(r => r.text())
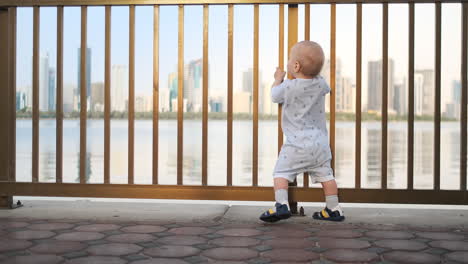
top-left (16, 3), bottom-right (464, 108)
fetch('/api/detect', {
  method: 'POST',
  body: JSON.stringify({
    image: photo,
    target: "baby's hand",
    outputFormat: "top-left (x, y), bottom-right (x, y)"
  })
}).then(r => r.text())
top-left (274, 67), bottom-right (286, 82)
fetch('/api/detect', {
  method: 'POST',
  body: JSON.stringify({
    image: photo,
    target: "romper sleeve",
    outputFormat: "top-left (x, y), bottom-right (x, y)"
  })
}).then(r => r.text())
top-left (271, 79), bottom-right (291, 104)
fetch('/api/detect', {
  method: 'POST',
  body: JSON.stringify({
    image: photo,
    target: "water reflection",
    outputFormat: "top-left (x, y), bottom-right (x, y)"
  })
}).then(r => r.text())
top-left (16, 119), bottom-right (465, 190)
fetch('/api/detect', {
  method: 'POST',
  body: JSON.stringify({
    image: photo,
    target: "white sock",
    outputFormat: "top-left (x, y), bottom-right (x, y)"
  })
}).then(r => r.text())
top-left (275, 189), bottom-right (289, 209)
top-left (325, 195), bottom-right (340, 211)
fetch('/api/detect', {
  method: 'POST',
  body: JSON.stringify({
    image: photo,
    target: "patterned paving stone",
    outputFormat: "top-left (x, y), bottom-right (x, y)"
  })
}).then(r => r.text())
top-left (264, 229), bottom-right (310, 238)
top-left (316, 229), bottom-right (363, 238)
top-left (0, 255), bottom-right (63, 264)
top-left (366, 230), bottom-right (414, 239)
top-left (317, 238), bottom-right (371, 249)
top-left (144, 245), bottom-right (200, 258)
top-left (423, 247), bottom-right (449, 255)
top-left (27, 223), bottom-right (74, 231)
top-left (74, 224), bottom-right (121, 232)
top-left (56, 232), bottom-right (105, 241)
top-left (169, 227), bottom-right (213, 235)
top-left (132, 258), bottom-right (190, 264)
top-left (183, 255), bottom-right (209, 263)
top-left (323, 249), bottom-right (379, 263)
top-left (383, 251), bottom-right (441, 264)
top-left (0, 222), bottom-right (29, 229)
top-left (255, 245), bottom-right (272, 252)
top-left (122, 225), bottom-right (167, 233)
top-left (445, 251), bottom-right (468, 263)
top-left (66, 256), bottom-right (127, 264)
top-left (264, 238), bottom-right (315, 248)
top-left (416, 232), bottom-right (465, 240)
top-left (261, 248), bottom-right (319, 262)
top-left (0, 240), bottom-right (32, 252)
top-left (8, 230), bottom-right (55, 240)
top-left (203, 247), bottom-right (258, 261)
top-left (157, 235), bottom-right (207, 246)
top-left (106, 233), bottom-right (154, 243)
top-left (374, 239), bottom-right (427, 251)
top-left (247, 258), bottom-right (271, 264)
top-left (210, 237), bottom-right (260, 247)
top-left (429, 240), bottom-right (468, 251)
top-left (123, 254), bottom-right (148, 262)
top-left (87, 243), bottom-right (142, 256)
top-left (29, 240), bottom-right (87, 254)
top-left (62, 251), bottom-right (88, 259)
top-left (217, 228), bottom-right (262, 237)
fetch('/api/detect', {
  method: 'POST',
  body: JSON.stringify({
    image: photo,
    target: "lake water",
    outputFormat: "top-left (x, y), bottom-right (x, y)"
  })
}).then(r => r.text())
top-left (15, 119), bottom-right (467, 190)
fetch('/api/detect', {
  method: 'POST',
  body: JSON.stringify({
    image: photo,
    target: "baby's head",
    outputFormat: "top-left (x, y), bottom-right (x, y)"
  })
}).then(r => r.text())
top-left (287, 41), bottom-right (325, 78)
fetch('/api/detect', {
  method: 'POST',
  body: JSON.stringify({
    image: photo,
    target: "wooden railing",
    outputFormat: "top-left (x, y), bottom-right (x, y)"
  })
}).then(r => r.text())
top-left (0, 0), bottom-right (467, 208)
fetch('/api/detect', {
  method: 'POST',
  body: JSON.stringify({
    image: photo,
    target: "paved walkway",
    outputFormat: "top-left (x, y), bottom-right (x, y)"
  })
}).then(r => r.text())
top-left (0, 200), bottom-right (467, 263)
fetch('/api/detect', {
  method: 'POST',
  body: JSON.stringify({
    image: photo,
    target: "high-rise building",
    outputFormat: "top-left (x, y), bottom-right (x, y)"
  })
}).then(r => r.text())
top-left (135, 95), bottom-right (153, 112)
top-left (91, 82), bottom-right (104, 112)
top-left (367, 59), bottom-right (395, 113)
top-left (63, 84), bottom-right (75, 113)
top-left (393, 81), bottom-right (406, 115)
top-left (445, 80), bottom-right (462, 119)
top-left (168, 72), bottom-right (178, 112)
top-left (414, 69), bottom-right (434, 116)
top-left (39, 54), bottom-right (49, 111)
top-left (185, 59), bottom-right (202, 112)
top-left (242, 69), bottom-right (253, 94)
top-left (77, 47), bottom-right (92, 109)
top-left (16, 91), bottom-right (27, 111)
top-left (111, 65), bottom-right (128, 112)
top-left (48, 68), bottom-right (56, 111)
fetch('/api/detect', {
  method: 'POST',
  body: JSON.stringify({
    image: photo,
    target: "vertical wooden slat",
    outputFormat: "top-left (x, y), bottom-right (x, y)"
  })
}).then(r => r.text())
top-left (356, 3), bottom-right (362, 189)
top-left (32, 6), bottom-right (39, 183)
top-left (408, 2), bottom-right (415, 190)
top-left (278, 4), bottom-right (284, 156)
top-left (434, 1), bottom-right (441, 191)
top-left (287, 4), bottom-right (298, 213)
top-left (104, 6), bottom-right (111, 184)
top-left (79, 6), bottom-right (87, 184)
top-left (303, 3), bottom-right (310, 188)
top-left (202, 4), bottom-right (209, 186)
top-left (330, 4), bottom-right (336, 171)
top-left (227, 4), bottom-right (233, 186)
top-left (382, 3), bottom-right (388, 190)
top-left (8, 7), bottom-right (17, 183)
top-left (153, 5), bottom-right (159, 185)
top-left (128, 5), bottom-right (135, 185)
top-left (304, 3), bottom-right (310, 41)
top-left (177, 4), bottom-right (184, 185)
top-left (56, 6), bottom-right (63, 183)
top-left (253, 4), bottom-right (259, 187)
top-left (460, 2), bottom-right (467, 191)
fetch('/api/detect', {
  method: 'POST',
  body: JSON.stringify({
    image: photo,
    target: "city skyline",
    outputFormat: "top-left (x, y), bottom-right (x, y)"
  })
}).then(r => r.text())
top-left (15, 4), bottom-right (465, 119)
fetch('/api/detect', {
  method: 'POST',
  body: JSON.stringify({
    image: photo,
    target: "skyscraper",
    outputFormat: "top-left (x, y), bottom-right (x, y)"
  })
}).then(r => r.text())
top-left (91, 82), bottom-right (104, 112)
top-left (414, 69), bottom-right (434, 116)
top-left (48, 68), bottom-right (56, 111)
top-left (77, 47), bottom-right (92, 109)
top-left (185, 59), bottom-right (202, 112)
top-left (367, 59), bottom-right (395, 113)
top-left (39, 54), bottom-right (49, 111)
top-left (111, 65), bottom-right (128, 112)
top-left (168, 72), bottom-right (178, 112)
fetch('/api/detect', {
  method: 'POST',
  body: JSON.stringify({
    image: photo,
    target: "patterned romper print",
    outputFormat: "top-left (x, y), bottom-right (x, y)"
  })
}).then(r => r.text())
top-left (271, 76), bottom-right (335, 183)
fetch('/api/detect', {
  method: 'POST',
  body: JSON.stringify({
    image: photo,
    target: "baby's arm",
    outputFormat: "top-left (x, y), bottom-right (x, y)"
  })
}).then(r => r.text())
top-left (271, 67), bottom-right (287, 104)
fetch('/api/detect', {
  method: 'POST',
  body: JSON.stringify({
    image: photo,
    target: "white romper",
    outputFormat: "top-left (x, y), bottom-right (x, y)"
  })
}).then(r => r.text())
top-left (272, 76), bottom-right (335, 183)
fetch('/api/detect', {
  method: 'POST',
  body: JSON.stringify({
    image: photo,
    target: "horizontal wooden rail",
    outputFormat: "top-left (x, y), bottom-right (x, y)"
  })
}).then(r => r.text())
top-left (1, 182), bottom-right (467, 204)
top-left (0, 0), bottom-right (464, 7)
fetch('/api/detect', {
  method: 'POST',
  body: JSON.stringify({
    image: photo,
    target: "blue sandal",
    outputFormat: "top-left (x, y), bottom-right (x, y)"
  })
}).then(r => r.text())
top-left (312, 207), bottom-right (345, 222)
top-left (259, 203), bottom-right (292, 223)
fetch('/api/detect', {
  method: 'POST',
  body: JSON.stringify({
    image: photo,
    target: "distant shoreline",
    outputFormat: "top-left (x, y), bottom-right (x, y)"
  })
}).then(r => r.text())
top-left (15, 111), bottom-right (459, 122)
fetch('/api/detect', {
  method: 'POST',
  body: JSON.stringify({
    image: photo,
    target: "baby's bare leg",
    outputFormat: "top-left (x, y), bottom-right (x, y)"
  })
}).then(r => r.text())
top-left (274, 177), bottom-right (289, 191)
top-left (321, 179), bottom-right (338, 196)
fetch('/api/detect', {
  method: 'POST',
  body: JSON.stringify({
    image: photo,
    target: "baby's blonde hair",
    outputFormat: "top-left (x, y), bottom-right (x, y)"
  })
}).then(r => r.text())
top-left (293, 41), bottom-right (325, 77)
